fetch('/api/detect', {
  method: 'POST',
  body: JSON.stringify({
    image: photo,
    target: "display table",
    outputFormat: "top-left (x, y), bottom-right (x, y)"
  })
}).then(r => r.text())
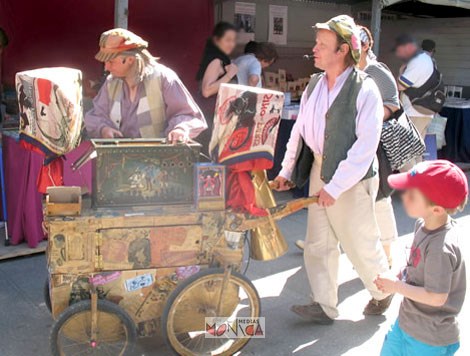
top-left (440, 99), bottom-right (470, 163)
top-left (2, 131), bottom-right (45, 247)
top-left (1, 131), bottom-right (92, 247)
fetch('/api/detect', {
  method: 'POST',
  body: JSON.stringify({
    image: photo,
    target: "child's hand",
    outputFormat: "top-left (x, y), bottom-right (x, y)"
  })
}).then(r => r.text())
top-left (374, 273), bottom-right (400, 294)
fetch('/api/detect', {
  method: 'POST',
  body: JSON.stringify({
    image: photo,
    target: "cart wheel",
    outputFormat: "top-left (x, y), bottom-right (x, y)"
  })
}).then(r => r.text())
top-left (44, 277), bottom-right (52, 313)
top-left (50, 299), bottom-right (136, 356)
top-left (162, 268), bottom-right (261, 356)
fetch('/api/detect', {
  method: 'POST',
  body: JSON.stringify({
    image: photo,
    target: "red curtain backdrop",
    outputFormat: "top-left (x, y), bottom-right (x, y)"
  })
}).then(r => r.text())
top-left (129, 0), bottom-right (214, 93)
top-left (0, 0), bottom-right (214, 93)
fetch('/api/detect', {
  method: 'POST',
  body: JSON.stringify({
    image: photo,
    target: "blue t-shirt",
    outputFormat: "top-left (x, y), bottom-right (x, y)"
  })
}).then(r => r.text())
top-left (233, 54), bottom-right (262, 87)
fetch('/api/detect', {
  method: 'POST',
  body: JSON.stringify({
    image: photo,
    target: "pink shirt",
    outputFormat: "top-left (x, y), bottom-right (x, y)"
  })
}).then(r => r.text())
top-left (279, 67), bottom-right (384, 199)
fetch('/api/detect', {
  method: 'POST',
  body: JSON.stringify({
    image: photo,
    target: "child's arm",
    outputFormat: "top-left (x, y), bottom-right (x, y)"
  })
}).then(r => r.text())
top-left (375, 275), bottom-right (449, 307)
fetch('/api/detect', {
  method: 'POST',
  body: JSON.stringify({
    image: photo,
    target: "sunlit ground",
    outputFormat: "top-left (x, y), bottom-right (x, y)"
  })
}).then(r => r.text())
top-left (240, 192), bottom-right (470, 356)
top-left (0, 191), bottom-right (468, 355)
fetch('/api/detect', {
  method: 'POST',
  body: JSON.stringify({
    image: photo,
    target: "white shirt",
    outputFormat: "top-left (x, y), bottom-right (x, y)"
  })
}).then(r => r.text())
top-left (399, 52), bottom-right (434, 118)
top-left (279, 67), bottom-right (384, 199)
top-left (233, 54), bottom-right (262, 87)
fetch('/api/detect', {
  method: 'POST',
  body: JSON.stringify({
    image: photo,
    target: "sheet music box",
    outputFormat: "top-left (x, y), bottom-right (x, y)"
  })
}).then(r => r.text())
top-left (91, 139), bottom-right (201, 208)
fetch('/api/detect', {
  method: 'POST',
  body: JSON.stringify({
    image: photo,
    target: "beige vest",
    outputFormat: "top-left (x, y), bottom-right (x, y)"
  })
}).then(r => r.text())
top-left (107, 71), bottom-right (166, 138)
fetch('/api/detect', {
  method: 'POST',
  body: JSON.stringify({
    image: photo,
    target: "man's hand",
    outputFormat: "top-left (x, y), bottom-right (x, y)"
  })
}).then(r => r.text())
top-left (101, 126), bottom-right (123, 139)
top-left (168, 128), bottom-right (189, 144)
top-left (374, 273), bottom-right (400, 294)
top-left (273, 176), bottom-right (293, 191)
top-left (317, 188), bottom-right (335, 207)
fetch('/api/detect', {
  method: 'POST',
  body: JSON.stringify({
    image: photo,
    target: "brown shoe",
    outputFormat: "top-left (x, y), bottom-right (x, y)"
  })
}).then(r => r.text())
top-left (290, 303), bottom-right (334, 325)
top-left (363, 294), bottom-right (394, 315)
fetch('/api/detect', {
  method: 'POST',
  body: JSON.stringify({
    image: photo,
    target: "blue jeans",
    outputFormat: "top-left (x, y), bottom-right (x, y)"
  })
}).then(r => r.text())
top-left (381, 320), bottom-right (460, 356)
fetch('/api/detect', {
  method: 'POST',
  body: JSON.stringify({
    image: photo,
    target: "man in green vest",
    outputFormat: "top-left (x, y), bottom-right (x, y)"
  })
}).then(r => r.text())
top-left (85, 28), bottom-right (207, 142)
top-left (274, 15), bottom-right (392, 324)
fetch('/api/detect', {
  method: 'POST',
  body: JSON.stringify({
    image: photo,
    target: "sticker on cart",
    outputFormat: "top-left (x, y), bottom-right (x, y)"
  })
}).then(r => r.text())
top-left (91, 271), bottom-right (121, 286)
top-left (176, 265), bottom-right (201, 280)
top-left (125, 274), bottom-right (154, 292)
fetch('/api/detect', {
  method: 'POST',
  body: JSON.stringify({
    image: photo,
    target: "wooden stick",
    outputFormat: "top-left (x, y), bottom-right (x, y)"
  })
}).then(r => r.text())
top-left (227, 196), bottom-right (318, 231)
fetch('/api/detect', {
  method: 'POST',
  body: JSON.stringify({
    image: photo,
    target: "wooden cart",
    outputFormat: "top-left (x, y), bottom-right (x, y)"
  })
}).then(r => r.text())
top-left (45, 193), bottom-right (316, 356)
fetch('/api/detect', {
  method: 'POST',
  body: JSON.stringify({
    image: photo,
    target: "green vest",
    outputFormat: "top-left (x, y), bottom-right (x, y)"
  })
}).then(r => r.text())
top-left (295, 69), bottom-right (375, 185)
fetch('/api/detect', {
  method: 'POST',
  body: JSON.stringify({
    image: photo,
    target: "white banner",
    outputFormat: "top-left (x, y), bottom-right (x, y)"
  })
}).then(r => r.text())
top-left (235, 2), bottom-right (256, 43)
top-left (268, 5), bottom-right (288, 45)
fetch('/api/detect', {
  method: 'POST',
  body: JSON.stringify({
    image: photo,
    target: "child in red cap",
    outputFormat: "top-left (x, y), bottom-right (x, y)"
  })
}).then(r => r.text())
top-left (376, 160), bottom-right (467, 356)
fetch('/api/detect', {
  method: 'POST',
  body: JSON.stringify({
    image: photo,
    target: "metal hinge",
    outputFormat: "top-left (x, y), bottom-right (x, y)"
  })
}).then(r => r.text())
top-left (94, 231), bottom-right (103, 270)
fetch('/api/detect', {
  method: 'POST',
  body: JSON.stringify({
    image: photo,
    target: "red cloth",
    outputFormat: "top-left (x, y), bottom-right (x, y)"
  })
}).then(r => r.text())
top-left (36, 158), bottom-right (64, 194)
top-left (3, 135), bottom-right (45, 247)
top-left (226, 170), bottom-right (267, 216)
top-left (20, 141), bottom-right (65, 194)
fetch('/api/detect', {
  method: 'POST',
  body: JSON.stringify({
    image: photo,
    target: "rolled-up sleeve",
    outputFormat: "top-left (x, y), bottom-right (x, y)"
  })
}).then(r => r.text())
top-left (279, 91), bottom-right (308, 180)
top-left (324, 78), bottom-right (383, 199)
top-left (161, 68), bottom-right (207, 138)
top-left (84, 84), bottom-right (115, 138)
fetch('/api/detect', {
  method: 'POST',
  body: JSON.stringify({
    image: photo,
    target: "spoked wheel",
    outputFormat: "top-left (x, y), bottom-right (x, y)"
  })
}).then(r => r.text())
top-left (50, 299), bottom-right (136, 356)
top-left (162, 267), bottom-right (261, 356)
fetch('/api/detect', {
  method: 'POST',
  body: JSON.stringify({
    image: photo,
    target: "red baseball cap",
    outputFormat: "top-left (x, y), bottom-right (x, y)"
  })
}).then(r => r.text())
top-left (388, 160), bottom-right (468, 209)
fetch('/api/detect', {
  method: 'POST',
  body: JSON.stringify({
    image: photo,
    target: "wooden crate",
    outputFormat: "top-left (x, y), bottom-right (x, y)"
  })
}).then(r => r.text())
top-left (46, 186), bottom-right (82, 216)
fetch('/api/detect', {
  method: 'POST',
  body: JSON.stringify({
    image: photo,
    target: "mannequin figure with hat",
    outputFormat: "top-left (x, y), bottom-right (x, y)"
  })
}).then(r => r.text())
top-left (85, 28), bottom-right (207, 142)
top-left (274, 15), bottom-right (391, 324)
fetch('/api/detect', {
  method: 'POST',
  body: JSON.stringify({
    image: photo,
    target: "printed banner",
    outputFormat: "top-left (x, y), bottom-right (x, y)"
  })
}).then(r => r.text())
top-left (16, 67), bottom-right (83, 160)
top-left (209, 84), bottom-right (284, 168)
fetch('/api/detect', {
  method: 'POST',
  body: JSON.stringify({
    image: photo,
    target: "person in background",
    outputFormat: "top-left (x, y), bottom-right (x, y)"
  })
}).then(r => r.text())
top-left (195, 22), bottom-right (238, 151)
top-left (377, 160), bottom-right (467, 356)
top-left (234, 42), bottom-right (278, 87)
top-left (85, 28), bottom-right (206, 142)
top-left (275, 15), bottom-right (392, 324)
top-left (358, 26), bottom-right (399, 267)
top-left (394, 34), bottom-right (434, 141)
top-left (243, 40), bottom-right (258, 55)
top-left (421, 39), bottom-right (436, 58)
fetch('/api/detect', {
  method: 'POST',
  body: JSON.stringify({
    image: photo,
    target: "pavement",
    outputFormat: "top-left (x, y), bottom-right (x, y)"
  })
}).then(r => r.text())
top-left (0, 193), bottom-right (469, 356)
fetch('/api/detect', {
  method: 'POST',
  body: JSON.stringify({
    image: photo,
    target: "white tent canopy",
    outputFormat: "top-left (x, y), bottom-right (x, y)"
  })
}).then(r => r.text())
top-left (383, 0), bottom-right (470, 10)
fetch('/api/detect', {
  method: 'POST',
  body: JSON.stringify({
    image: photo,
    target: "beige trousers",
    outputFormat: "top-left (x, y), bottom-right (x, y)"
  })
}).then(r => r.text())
top-left (304, 156), bottom-right (390, 319)
top-left (410, 115), bottom-right (432, 140)
top-left (376, 197), bottom-right (398, 245)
